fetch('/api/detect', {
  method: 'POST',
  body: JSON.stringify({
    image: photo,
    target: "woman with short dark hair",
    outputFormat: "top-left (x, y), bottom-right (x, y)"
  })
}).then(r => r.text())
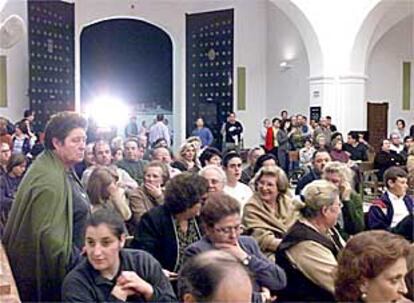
top-left (131, 173), bottom-right (208, 277)
top-left (335, 230), bottom-right (410, 303)
top-left (62, 209), bottom-right (176, 302)
top-left (185, 192), bottom-right (287, 303)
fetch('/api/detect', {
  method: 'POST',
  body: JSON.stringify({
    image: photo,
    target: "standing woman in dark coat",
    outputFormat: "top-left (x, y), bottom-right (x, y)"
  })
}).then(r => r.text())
top-left (131, 173), bottom-right (208, 278)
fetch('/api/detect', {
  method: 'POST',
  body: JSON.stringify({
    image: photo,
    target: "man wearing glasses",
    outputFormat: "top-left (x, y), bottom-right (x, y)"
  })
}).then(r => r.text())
top-left (184, 192), bottom-right (286, 303)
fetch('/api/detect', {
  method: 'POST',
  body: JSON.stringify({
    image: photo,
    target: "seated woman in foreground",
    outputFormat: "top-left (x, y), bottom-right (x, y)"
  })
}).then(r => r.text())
top-left (335, 230), bottom-right (410, 303)
top-left (243, 166), bottom-right (298, 261)
top-left (62, 209), bottom-right (177, 302)
top-left (275, 179), bottom-right (345, 302)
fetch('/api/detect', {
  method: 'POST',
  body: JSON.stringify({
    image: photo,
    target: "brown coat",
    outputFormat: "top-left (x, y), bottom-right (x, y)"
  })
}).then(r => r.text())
top-left (242, 193), bottom-right (299, 261)
top-left (128, 186), bottom-right (164, 229)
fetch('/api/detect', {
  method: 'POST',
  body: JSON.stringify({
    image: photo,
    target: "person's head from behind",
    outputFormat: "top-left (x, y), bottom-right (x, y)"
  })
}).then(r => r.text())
top-left (84, 209), bottom-right (126, 278)
top-left (300, 180), bottom-right (341, 230)
top-left (312, 150), bottom-right (331, 174)
top-left (87, 167), bottom-right (119, 206)
top-left (178, 250), bottom-right (252, 303)
top-left (164, 173), bottom-right (209, 219)
top-left (185, 136), bottom-right (202, 153)
top-left (123, 138), bottom-right (143, 161)
top-left (94, 140), bottom-right (112, 166)
top-left (199, 165), bottom-right (226, 192)
top-left (252, 165), bottom-right (289, 204)
top-left (253, 153), bottom-right (278, 175)
top-left (7, 153), bottom-right (27, 177)
top-left (151, 138), bottom-right (168, 149)
top-left (0, 142), bottom-right (11, 165)
top-left (335, 230), bottom-right (410, 303)
top-left (199, 147), bottom-right (222, 167)
top-left (384, 167), bottom-right (408, 198)
top-left (144, 161), bottom-right (169, 187)
top-left (44, 111), bottom-right (88, 167)
top-left (201, 192), bottom-right (242, 245)
top-left (151, 146), bottom-right (173, 164)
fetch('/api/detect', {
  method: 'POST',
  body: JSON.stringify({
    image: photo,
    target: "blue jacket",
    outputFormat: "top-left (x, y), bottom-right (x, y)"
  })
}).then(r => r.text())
top-left (367, 192), bottom-right (413, 231)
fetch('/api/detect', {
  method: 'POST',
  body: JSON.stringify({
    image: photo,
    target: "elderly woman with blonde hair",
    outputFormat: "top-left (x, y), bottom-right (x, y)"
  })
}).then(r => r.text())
top-left (275, 179), bottom-right (345, 302)
top-left (242, 165), bottom-right (299, 261)
top-left (322, 161), bottom-right (365, 239)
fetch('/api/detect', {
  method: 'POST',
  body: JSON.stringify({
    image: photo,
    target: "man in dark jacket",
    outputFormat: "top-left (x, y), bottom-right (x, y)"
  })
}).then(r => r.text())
top-left (367, 167), bottom-right (413, 241)
top-left (185, 192), bottom-right (286, 303)
top-left (295, 150), bottom-right (331, 195)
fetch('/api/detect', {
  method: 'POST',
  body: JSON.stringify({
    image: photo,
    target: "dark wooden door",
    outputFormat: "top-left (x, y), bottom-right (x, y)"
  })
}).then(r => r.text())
top-left (186, 9), bottom-right (234, 148)
top-left (367, 102), bottom-right (388, 152)
top-left (28, 0), bottom-right (74, 132)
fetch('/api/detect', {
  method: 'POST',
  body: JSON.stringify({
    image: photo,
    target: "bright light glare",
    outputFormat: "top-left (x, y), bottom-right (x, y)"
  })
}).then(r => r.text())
top-left (84, 96), bottom-right (130, 128)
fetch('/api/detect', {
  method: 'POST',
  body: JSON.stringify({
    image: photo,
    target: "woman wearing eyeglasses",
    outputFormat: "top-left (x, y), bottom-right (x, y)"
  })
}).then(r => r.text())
top-left (275, 179), bottom-right (345, 302)
top-left (242, 166), bottom-right (299, 262)
top-left (185, 192), bottom-right (286, 303)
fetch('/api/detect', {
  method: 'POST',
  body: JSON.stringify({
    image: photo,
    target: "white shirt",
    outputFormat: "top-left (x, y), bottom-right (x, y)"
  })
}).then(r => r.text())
top-left (387, 190), bottom-right (409, 228)
top-left (224, 182), bottom-right (253, 215)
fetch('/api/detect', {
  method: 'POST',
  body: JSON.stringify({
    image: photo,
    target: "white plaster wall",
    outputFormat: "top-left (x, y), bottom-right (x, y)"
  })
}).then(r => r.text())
top-left (266, 2), bottom-right (309, 120)
top-left (366, 15), bottom-right (414, 134)
top-left (0, 0), bottom-right (29, 121)
top-left (76, 0), bottom-right (268, 148)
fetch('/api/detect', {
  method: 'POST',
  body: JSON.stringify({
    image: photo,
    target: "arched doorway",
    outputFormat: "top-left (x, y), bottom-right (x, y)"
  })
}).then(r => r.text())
top-left (80, 18), bottom-right (173, 133)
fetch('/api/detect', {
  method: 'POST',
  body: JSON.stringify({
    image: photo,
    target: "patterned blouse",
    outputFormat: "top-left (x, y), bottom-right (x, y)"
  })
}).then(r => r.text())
top-left (173, 217), bottom-right (201, 272)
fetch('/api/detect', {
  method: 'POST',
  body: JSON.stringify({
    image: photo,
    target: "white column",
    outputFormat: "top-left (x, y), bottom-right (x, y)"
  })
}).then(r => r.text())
top-left (308, 74), bottom-right (367, 135)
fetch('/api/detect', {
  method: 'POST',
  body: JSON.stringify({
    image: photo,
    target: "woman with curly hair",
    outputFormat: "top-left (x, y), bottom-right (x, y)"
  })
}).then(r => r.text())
top-left (335, 230), bottom-right (410, 303)
top-left (131, 173), bottom-right (208, 278)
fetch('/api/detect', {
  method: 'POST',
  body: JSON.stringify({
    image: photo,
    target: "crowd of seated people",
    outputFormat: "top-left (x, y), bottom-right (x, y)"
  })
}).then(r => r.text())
top-left (0, 110), bottom-right (413, 303)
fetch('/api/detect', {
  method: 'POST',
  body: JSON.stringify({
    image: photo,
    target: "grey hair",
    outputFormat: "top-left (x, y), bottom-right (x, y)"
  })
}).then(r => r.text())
top-left (300, 179), bottom-right (339, 219)
top-left (199, 165), bottom-right (227, 185)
